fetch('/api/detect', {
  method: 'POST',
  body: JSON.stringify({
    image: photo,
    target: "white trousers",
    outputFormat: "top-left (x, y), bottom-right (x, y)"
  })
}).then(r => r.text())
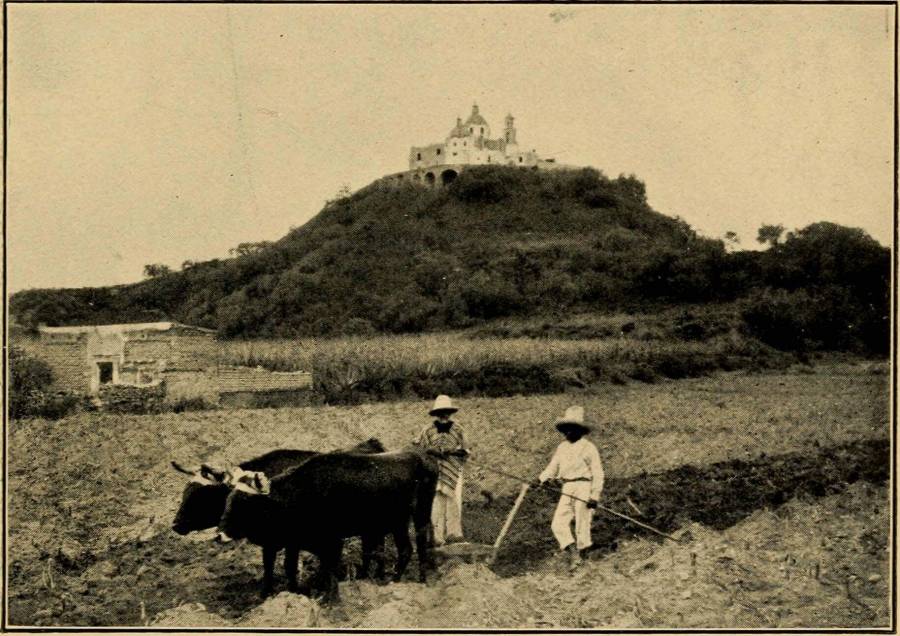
top-left (551, 481), bottom-right (594, 551)
top-left (432, 477), bottom-right (464, 545)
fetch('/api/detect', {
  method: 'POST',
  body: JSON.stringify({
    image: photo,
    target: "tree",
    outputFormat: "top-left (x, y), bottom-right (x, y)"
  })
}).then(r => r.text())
top-left (143, 263), bottom-right (172, 278)
top-left (326, 184), bottom-right (352, 206)
top-left (722, 231), bottom-right (741, 253)
top-left (756, 224), bottom-right (785, 248)
top-left (615, 173), bottom-right (647, 204)
top-left (229, 241), bottom-right (273, 258)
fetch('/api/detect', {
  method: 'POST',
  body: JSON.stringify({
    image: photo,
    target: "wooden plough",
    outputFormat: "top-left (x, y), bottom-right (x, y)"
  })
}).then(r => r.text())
top-left (433, 483), bottom-right (531, 565)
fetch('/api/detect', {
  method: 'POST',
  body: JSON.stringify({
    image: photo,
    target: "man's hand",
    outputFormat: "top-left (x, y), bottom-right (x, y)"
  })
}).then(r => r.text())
top-left (586, 499), bottom-right (598, 509)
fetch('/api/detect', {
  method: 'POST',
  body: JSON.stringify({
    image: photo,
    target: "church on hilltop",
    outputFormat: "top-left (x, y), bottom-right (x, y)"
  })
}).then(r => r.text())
top-left (384, 103), bottom-right (569, 187)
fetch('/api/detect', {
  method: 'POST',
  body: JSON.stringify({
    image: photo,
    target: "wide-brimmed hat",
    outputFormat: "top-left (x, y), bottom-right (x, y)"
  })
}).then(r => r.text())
top-left (429, 394), bottom-right (458, 416)
top-left (554, 406), bottom-right (592, 433)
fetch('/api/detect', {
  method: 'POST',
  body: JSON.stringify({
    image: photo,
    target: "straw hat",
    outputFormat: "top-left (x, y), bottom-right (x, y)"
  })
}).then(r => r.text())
top-left (554, 406), bottom-right (592, 433)
top-left (429, 394), bottom-right (458, 416)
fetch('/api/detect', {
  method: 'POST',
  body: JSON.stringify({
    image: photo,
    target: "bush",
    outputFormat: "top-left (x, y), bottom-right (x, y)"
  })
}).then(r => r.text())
top-left (456, 273), bottom-right (522, 320)
top-left (740, 286), bottom-right (884, 353)
top-left (168, 397), bottom-right (217, 413)
top-left (627, 363), bottom-right (658, 383)
top-left (740, 289), bottom-right (814, 351)
top-left (9, 348), bottom-right (79, 420)
top-left (38, 393), bottom-right (83, 419)
top-left (447, 166), bottom-right (518, 203)
top-left (339, 318), bottom-right (377, 337)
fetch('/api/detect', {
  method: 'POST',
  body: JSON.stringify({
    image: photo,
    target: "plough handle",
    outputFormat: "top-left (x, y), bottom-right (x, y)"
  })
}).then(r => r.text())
top-left (489, 483), bottom-right (530, 563)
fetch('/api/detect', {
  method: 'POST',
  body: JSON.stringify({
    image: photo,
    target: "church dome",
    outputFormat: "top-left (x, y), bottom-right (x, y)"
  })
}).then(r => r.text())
top-left (464, 103), bottom-right (488, 127)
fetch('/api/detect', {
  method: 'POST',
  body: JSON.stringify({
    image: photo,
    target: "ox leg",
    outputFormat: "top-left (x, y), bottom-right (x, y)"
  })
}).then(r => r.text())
top-left (261, 545), bottom-right (277, 598)
top-left (362, 534), bottom-right (387, 582)
top-left (415, 520), bottom-right (433, 582)
top-left (315, 539), bottom-right (343, 604)
top-left (392, 525), bottom-right (413, 583)
top-left (284, 546), bottom-right (301, 593)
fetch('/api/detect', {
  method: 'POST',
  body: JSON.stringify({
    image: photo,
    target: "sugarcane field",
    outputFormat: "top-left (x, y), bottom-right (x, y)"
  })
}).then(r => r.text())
top-left (5, 3), bottom-right (894, 631)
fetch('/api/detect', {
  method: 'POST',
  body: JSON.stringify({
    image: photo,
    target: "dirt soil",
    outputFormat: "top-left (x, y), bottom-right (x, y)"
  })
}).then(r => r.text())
top-left (6, 364), bottom-right (890, 627)
top-left (63, 481), bottom-right (894, 629)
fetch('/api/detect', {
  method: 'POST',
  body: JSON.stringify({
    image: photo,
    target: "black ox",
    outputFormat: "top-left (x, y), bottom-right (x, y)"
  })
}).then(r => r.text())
top-left (218, 449), bottom-right (437, 602)
top-left (171, 438), bottom-right (394, 582)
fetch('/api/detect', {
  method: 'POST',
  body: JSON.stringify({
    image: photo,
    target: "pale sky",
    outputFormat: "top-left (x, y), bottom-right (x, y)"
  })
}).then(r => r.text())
top-left (7, 4), bottom-right (895, 292)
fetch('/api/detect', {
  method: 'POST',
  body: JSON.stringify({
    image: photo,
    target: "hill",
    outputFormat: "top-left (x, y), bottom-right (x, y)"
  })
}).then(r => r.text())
top-left (9, 166), bottom-right (890, 353)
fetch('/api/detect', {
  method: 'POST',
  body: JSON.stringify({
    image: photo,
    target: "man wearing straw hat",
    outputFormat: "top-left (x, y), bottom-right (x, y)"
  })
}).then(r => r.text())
top-left (416, 395), bottom-right (469, 546)
top-left (533, 406), bottom-right (604, 570)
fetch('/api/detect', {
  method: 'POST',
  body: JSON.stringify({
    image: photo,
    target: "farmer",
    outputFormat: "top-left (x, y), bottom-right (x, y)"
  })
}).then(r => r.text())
top-left (533, 406), bottom-right (604, 570)
top-left (416, 394), bottom-right (469, 546)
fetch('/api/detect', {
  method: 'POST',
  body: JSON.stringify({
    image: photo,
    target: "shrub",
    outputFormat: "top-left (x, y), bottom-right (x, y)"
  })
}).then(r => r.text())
top-left (9, 348), bottom-right (79, 420)
top-left (740, 286), bottom-right (885, 354)
top-left (168, 397), bottom-right (217, 413)
top-left (339, 318), bottom-right (377, 337)
top-left (38, 394), bottom-right (83, 420)
top-left (627, 363), bottom-right (658, 383)
top-left (448, 166), bottom-right (518, 203)
top-left (740, 288), bottom-right (814, 351)
top-left (456, 273), bottom-right (522, 320)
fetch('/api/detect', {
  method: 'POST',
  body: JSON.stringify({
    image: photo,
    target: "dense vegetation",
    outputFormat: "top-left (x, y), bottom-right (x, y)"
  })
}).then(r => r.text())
top-left (10, 166), bottom-right (890, 354)
top-left (8, 348), bottom-right (80, 419)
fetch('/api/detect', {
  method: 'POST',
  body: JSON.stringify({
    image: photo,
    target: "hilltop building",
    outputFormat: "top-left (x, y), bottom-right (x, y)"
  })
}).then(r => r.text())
top-left (385, 103), bottom-right (570, 187)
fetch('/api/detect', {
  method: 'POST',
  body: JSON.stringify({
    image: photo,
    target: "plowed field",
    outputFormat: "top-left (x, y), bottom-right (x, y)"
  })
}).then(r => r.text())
top-left (6, 362), bottom-right (890, 628)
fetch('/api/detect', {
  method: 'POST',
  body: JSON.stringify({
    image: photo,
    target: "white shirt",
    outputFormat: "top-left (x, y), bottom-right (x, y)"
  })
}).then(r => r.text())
top-left (539, 438), bottom-right (604, 501)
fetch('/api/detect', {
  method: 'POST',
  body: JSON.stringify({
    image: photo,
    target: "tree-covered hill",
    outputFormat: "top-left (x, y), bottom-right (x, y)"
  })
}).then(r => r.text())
top-left (10, 166), bottom-right (890, 353)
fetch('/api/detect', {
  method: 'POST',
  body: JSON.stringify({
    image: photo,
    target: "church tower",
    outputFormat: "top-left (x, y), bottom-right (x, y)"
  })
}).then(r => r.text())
top-left (504, 114), bottom-right (517, 145)
top-left (464, 103), bottom-right (490, 140)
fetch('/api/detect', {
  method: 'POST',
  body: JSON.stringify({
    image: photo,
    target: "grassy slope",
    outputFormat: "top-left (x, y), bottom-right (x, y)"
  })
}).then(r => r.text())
top-left (9, 168), bottom-right (724, 336)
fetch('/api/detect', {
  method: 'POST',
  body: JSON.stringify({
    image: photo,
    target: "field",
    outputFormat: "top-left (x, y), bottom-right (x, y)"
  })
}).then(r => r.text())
top-left (6, 360), bottom-right (890, 628)
top-left (211, 325), bottom-right (795, 404)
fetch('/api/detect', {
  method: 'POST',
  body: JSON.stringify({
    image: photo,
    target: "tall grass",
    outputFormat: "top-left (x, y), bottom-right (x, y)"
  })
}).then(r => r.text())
top-left (212, 331), bottom-right (791, 405)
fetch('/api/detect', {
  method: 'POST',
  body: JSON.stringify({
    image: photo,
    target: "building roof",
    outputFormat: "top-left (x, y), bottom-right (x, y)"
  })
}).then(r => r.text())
top-left (39, 322), bottom-right (216, 335)
top-left (464, 103), bottom-right (488, 127)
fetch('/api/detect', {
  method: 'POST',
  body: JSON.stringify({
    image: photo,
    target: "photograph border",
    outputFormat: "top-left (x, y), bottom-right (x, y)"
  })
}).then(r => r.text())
top-left (2, 1), bottom-right (896, 632)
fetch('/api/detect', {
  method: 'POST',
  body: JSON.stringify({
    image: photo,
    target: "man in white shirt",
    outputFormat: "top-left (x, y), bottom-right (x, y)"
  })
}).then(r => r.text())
top-left (533, 406), bottom-right (604, 570)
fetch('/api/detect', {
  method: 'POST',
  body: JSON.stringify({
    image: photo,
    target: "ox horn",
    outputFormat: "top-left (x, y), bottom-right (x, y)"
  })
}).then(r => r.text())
top-left (171, 460), bottom-right (199, 476)
top-left (200, 463), bottom-right (227, 480)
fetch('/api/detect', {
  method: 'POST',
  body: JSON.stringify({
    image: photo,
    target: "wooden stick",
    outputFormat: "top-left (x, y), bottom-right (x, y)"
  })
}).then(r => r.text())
top-left (489, 483), bottom-right (530, 563)
top-left (460, 458), bottom-right (683, 544)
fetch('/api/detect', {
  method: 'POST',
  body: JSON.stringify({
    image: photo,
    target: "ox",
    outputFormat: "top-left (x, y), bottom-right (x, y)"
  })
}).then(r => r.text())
top-left (171, 438), bottom-right (390, 581)
top-left (218, 449), bottom-right (437, 602)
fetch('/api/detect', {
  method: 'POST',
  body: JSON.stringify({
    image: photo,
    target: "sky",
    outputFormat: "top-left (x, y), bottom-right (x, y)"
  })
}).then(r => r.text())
top-left (7, 4), bottom-right (895, 292)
